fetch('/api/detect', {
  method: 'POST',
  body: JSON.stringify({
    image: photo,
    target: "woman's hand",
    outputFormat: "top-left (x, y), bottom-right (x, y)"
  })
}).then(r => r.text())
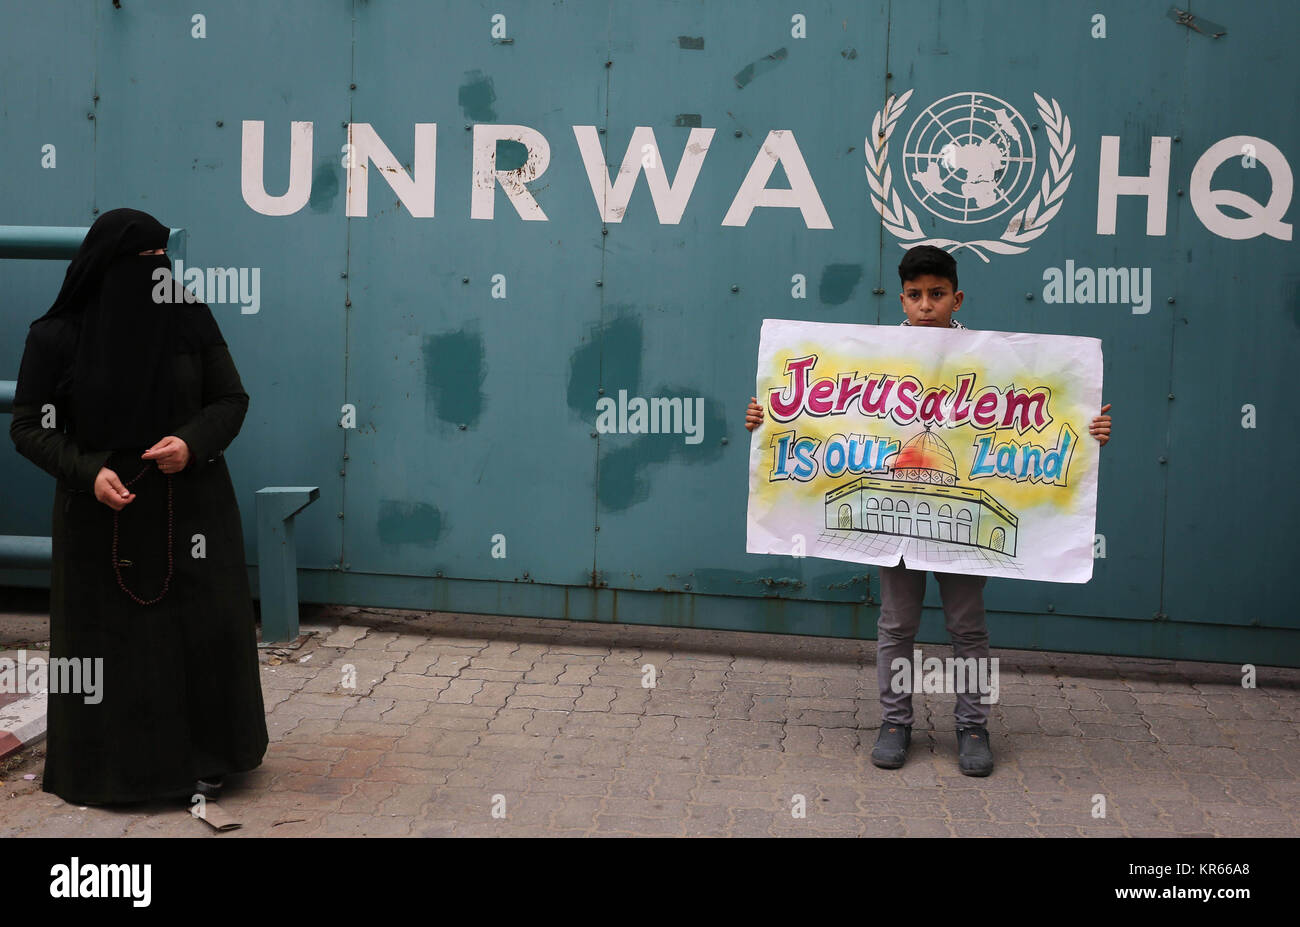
top-left (93, 467), bottom-right (135, 510)
top-left (745, 396), bottom-right (765, 432)
top-left (142, 436), bottom-right (191, 474)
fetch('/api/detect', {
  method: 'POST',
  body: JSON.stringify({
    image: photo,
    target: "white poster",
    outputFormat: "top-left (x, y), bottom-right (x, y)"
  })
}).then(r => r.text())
top-left (746, 319), bottom-right (1104, 582)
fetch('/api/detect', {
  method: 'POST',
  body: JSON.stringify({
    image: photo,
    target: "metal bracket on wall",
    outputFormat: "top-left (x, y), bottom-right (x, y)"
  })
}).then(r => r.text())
top-left (255, 486), bottom-right (320, 643)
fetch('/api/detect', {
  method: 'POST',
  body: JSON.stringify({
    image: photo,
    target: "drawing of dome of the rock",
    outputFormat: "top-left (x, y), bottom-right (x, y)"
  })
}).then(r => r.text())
top-left (891, 425), bottom-right (958, 486)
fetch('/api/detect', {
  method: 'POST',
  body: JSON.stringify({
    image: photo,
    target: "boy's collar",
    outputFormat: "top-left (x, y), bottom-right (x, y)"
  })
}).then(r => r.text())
top-left (899, 318), bottom-right (967, 329)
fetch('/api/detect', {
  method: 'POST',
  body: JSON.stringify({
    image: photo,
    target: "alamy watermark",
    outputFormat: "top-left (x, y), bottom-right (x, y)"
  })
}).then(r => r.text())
top-left (595, 389), bottom-right (704, 444)
top-left (889, 647), bottom-right (999, 705)
top-left (1041, 261), bottom-right (1152, 314)
top-left (0, 650), bottom-right (103, 704)
top-left (152, 260), bottom-right (261, 314)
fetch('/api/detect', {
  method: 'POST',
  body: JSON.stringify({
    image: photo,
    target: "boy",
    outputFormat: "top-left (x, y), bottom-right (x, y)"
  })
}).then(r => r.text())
top-left (744, 245), bottom-right (1112, 776)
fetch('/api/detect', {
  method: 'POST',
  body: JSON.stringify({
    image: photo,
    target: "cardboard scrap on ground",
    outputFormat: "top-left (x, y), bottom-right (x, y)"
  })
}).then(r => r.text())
top-left (193, 801), bottom-right (242, 831)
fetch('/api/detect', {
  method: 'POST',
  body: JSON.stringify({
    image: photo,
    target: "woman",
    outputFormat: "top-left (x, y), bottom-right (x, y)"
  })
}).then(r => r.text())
top-left (9, 208), bottom-right (267, 804)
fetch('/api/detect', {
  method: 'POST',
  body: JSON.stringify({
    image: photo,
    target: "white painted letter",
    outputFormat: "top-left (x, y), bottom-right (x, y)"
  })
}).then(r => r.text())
top-left (471, 125), bottom-right (551, 221)
top-left (722, 130), bottom-right (832, 229)
top-left (345, 123), bottom-right (437, 218)
top-left (241, 121), bottom-right (314, 217)
top-left (1096, 135), bottom-right (1170, 235)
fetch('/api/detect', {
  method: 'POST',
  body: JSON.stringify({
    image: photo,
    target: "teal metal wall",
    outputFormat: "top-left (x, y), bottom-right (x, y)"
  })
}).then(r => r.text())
top-left (2, 0), bottom-right (1297, 666)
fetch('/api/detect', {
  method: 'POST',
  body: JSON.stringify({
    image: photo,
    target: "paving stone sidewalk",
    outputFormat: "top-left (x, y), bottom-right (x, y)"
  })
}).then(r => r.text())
top-left (1, 604), bottom-right (1297, 837)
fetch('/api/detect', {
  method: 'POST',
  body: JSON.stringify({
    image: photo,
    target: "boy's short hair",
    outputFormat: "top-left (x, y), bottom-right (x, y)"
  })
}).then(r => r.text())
top-left (898, 244), bottom-right (958, 290)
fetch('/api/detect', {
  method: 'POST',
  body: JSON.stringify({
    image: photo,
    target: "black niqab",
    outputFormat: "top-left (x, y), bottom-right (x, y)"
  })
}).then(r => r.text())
top-left (17, 207), bottom-right (225, 452)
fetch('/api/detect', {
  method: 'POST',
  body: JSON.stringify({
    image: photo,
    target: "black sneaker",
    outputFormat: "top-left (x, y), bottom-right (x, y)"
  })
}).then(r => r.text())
top-left (956, 725), bottom-right (994, 777)
top-left (871, 723), bottom-right (911, 769)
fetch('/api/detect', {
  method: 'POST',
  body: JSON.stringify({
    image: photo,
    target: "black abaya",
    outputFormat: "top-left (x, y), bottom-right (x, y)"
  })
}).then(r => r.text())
top-left (8, 209), bottom-right (267, 803)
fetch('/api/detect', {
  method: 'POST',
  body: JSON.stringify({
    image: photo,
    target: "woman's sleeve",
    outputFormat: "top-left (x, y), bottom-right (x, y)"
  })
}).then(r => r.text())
top-left (171, 342), bottom-right (250, 471)
top-left (8, 325), bottom-right (112, 490)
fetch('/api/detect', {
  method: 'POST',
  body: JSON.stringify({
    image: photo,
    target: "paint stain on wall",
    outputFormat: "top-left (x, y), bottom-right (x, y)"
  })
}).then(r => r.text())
top-left (567, 312), bottom-right (642, 423)
top-left (496, 139), bottom-right (528, 171)
top-left (819, 264), bottom-right (864, 305)
top-left (597, 386), bottom-right (727, 511)
top-left (309, 160), bottom-right (339, 213)
top-left (377, 499), bottom-right (443, 547)
top-left (734, 47), bottom-right (788, 89)
top-left (459, 70), bottom-right (497, 122)
top-left (678, 35), bottom-right (705, 50)
top-left (674, 114), bottom-right (703, 128)
top-left (423, 329), bottom-right (486, 427)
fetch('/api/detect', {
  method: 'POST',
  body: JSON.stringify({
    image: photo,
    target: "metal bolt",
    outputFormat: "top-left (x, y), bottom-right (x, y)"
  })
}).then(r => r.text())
top-left (339, 469), bottom-right (346, 476)
top-left (345, 298), bottom-right (351, 307)
top-left (1173, 136), bottom-right (1181, 142)
top-left (1176, 189), bottom-right (1183, 197)
top-left (595, 279), bottom-right (603, 287)
top-left (93, 94), bottom-right (99, 102)
top-left (720, 437), bottom-right (728, 445)
top-left (462, 277), bottom-right (469, 283)
top-left (337, 512), bottom-right (344, 518)
top-left (734, 130), bottom-right (743, 138)
top-left (87, 112), bottom-right (94, 120)
top-left (350, 83), bottom-right (356, 90)
top-left (731, 284), bottom-right (739, 293)
top-left (1026, 292), bottom-right (1034, 300)
top-left (340, 272), bottom-right (348, 279)
top-left (465, 124), bottom-right (471, 131)
top-left (590, 431), bottom-right (597, 438)
top-left (1046, 604), bottom-right (1055, 612)
top-left (342, 454), bottom-right (349, 460)
top-left (1168, 393), bottom-right (1175, 400)
top-left (595, 526), bottom-right (601, 531)
top-left (1031, 123), bottom-right (1039, 130)
top-left (91, 208), bottom-right (99, 214)
top-left (601, 227), bottom-right (608, 236)
top-left (343, 562), bottom-right (350, 570)
top-left (435, 570), bottom-right (443, 578)
top-left (343, 122), bottom-right (349, 128)
top-left (597, 387), bottom-right (605, 395)
top-left (605, 60), bottom-right (612, 68)
top-left (1158, 456), bottom-right (1167, 464)
top-left (215, 120), bottom-right (224, 128)
top-left (458, 423), bottom-right (467, 431)
top-left (1167, 296), bottom-right (1175, 304)
top-left (683, 583), bottom-right (692, 591)
top-left (872, 287), bottom-right (886, 295)
top-left (885, 72), bottom-right (892, 79)
top-left (597, 127), bottom-right (605, 135)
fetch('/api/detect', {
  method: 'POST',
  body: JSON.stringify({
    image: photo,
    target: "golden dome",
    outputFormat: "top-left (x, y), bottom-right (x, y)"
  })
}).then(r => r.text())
top-left (891, 428), bottom-right (958, 484)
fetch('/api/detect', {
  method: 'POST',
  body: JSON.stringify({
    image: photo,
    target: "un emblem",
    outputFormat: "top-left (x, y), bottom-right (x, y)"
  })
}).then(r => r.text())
top-left (867, 90), bottom-right (1076, 261)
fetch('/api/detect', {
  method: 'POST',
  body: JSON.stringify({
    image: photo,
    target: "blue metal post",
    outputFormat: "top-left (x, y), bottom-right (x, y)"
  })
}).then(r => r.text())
top-left (255, 486), bottom-right (321, 643)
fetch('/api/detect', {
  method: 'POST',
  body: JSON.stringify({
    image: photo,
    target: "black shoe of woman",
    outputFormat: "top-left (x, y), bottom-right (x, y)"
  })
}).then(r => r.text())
top-left (194, 777), bottom-right (224, 799)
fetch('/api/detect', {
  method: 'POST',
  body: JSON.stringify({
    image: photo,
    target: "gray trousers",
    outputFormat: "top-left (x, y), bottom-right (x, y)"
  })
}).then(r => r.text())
top-left (876, 561), bottom-right (990, 727)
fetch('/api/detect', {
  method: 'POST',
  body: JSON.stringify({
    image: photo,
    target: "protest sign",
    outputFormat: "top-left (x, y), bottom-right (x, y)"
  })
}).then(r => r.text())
top-left (746, 320), bottom-right (1103, 582)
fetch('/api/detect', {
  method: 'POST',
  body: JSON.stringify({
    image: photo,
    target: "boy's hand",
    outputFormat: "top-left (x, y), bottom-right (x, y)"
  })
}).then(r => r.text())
top-left (745, 396), bottom-right (765, 431)
top-left (1089, 403), bottom-right (1112, 446)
